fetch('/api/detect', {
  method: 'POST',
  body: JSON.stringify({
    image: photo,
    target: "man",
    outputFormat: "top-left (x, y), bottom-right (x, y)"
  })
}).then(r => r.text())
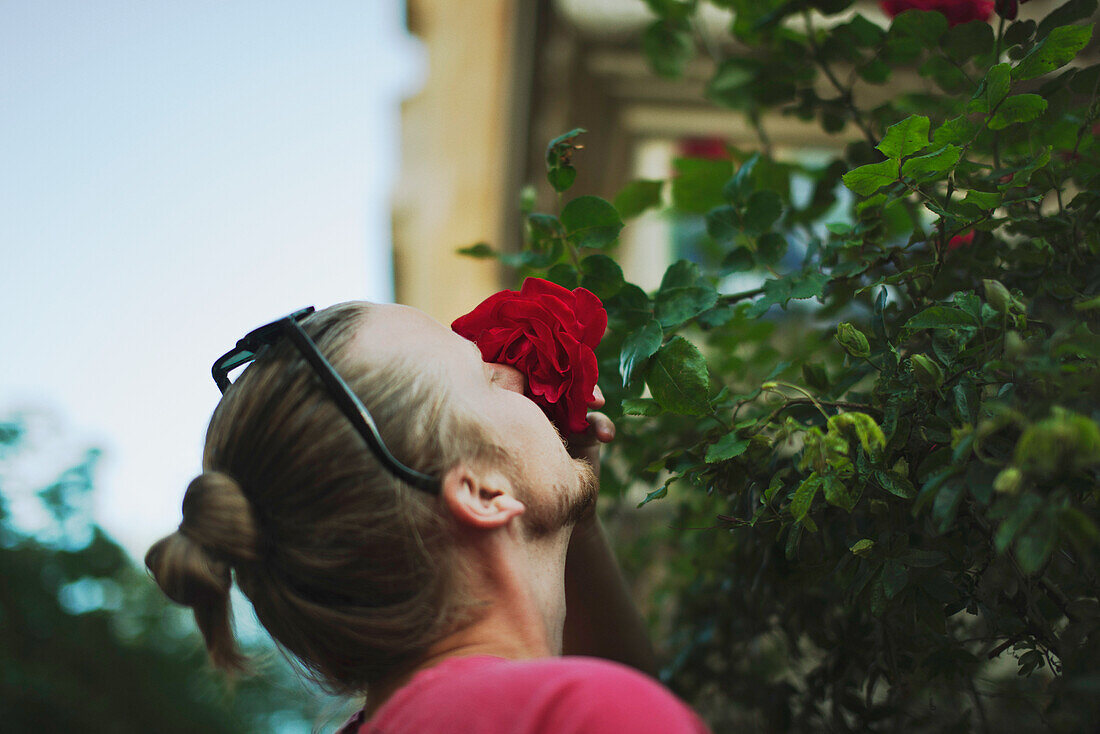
top-left (341, 303), bottom-right (707, 732)
top-left (146, 302), bottom-right (708, 733)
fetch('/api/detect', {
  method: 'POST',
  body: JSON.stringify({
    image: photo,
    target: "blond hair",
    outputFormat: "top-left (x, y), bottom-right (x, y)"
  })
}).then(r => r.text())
top-left (146, 302), bottom-right (490, 693)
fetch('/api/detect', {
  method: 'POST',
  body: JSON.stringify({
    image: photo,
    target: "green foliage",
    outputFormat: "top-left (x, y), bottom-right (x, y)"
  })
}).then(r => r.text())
top-left (464, 3), bottom-right (1100, 729)
top-left (0, 417), bottom-right (347, 732)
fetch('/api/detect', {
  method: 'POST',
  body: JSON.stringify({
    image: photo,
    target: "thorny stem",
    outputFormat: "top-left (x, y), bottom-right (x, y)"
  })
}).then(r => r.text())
top-left (765, 381), bottom-right (831, 420)
top-left (763, 397), bottom-right (881, 427)
top-left (719, 286), bottom-right (766, 304)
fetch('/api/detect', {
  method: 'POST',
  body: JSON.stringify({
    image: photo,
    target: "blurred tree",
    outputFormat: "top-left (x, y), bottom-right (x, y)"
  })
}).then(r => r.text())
top-left (0, 415), bottom-right (350, 733)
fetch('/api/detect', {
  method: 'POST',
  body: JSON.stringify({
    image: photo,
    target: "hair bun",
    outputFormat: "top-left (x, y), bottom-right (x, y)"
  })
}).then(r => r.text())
top-left (179, 471), bottom-right (261, 563)
top-left (144, 471), bottom-right (257, 671)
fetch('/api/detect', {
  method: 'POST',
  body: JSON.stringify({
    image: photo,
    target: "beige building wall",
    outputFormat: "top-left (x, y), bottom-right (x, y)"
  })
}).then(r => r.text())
top-left (392, 0), bottom-right (522, 323)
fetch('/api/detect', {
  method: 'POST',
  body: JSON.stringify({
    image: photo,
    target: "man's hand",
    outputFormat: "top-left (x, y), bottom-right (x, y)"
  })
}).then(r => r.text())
top-left (562, 386), bottom-right (615, 471)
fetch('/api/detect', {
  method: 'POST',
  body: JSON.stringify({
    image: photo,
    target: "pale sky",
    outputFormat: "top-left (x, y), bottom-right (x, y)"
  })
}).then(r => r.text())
top-left (0, 1), bottom-right (423, 560)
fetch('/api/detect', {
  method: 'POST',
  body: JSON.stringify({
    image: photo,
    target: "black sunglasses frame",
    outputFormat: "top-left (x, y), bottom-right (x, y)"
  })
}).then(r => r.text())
top-left (211, 307), bottom-right (440, 494)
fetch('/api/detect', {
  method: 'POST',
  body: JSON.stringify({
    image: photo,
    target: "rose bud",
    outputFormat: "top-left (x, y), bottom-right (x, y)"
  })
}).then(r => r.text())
top-left (910, 354), bottom-right (944, 390)
top-left (836, 322), bottom-right (871, 358)
top-left (983, 278), bottom-right (1015, 313)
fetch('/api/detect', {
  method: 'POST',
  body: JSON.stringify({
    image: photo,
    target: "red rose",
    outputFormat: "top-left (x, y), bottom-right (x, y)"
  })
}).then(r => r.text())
top-left (947, 230), bottom-right (975, 251)
top-left (879, 0), bottom-right (994, 26)
top-left (452, 277), bottom-right (607, 434)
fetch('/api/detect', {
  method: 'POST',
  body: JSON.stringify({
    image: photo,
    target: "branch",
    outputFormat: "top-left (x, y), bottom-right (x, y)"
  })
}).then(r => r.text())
top-left (720, 286), bottom-right (765, 304)
top-left (763, 398), bottom-right (882, 427)
top-left (803, 10), bottom-right (878, 148)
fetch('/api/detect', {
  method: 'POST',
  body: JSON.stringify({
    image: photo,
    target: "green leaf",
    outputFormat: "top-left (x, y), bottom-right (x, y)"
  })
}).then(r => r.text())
top-left (1036, 0), bottom-right (1097, 40)
top-left (882, 560), bottom-right (909, 599)
top-left (744, 190), bottom-right (783, 233)
top-left (920, 55), bottom-right (970, 93)
top-left (455, 242), bottom-right (496, 259)
top-left (619, 319), bottom-right (663, 385)
top-left (580, 254), bottom-right (624, 300)
top-left (523, 214), bottom-right (564, 267)
top-left (875, 470), bottom-right (917, 499)
top-left (988, 94), bottom-right (1048, 130)
top-left (932, 116), bottom-right (978, 147)
top-left (942, 20), bottom-right (994, 61)
top-left (877, 115), bottom-right (930, 159)
top-left (790, 473), bottom-right (824, 521)
top-left (904, 306), bottom-right (979, 330)
top-left (607, 282), bottom-right (651, 326)
top-left (789, 271), bottom-right (828, 300)
top-left (970, 63), bottom-right (1011, 114)
top-left (890, 9), bottom-right (948, 45)
top-left (655, 260), bottom-right (718, 327)
top-left (1005, 19), bottom-right (1036, 46)
top-left (845, 13), bottom-right (885, 45)
top-left (723, 246), bottom-right (754, 272)
top-left (723, 153), bottom-right (758, 204)
top-left (901, 144), bottom-right (962, 179)
top-left (995, 494), bottom-right (1042, 553)
top-left (705, 432), bottom-right (750, 463)
top-left (1015, 519), bottom-right (1057, 575)
top-left (547, 166), bottom-right (577, 193)
top-left (707, 58), bottom-right (756, 110)
top-left (613, 179), bottom-right (664, 219)
top-left (962, 189), bottom-right (1002, 210)
top-left (546, 263), bottom-right (578, 289)
top-left (622, 397), bottom-right (664, 417)
top-left (560, 196), bottom-right (624, 249)
top-left (646, 336), bottom-right (711, 416)
top-left (823, 475), bottom-right (859, 512)
top-left (705, 205), bottom-right (740, 244)
top-left (672, 158), bottom-right (733, 214)
top-left (1011, 24), bottom-right (1094, 81)
top-left (643, 20), bottom-right (694, 78)
top-left (931, 480), bottom-right (964, 532)
top-left (843, 159), bottom-right (899, 196)
top-left (999, 146), bottom-right (1051, 188)
top-left (858, 58), bottom-right (891, 85)
top-left (638, 483), bottom-right (669, 507)
top-left (756, 232), bottom-right (788, 267)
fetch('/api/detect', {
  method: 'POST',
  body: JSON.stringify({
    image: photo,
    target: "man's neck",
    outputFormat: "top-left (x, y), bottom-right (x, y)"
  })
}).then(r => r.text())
top-left (366, 524), bottom-right (573, 714)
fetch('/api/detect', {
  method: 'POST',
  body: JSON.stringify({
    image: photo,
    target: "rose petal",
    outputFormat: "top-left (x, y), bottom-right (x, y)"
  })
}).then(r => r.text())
top-left (451, 277), bottom-right (607, 433)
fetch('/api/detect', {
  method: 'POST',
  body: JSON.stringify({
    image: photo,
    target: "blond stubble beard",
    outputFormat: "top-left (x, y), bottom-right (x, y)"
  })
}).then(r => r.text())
top-left (517, 457), bottom-right (598, 539)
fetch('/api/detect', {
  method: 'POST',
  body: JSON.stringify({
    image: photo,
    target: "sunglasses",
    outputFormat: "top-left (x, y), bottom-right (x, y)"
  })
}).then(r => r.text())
top-left (211, 306), bottom-right (440, 494)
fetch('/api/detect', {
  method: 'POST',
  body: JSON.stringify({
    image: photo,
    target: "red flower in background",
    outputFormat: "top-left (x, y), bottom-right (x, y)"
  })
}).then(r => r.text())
top-left (947, 231), bottom-right (975, 251)
top-left (679, 137), bottom-right (730, 161)
top-left (879, 0), bottom-right (994, 26)
top-left (452, 278), bottom-right (606, 434)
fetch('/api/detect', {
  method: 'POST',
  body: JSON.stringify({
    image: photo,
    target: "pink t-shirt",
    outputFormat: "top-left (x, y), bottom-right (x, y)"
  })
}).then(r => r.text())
top-left (339, 655), bottom-right (710, 734)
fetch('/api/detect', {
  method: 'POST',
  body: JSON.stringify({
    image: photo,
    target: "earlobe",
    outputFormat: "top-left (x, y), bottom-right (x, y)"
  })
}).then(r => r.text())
top-left (441, 464), bottom-right (525, 529)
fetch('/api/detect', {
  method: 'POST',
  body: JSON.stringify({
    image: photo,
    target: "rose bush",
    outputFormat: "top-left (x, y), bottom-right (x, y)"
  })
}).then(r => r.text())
top-left (464, 0), bottom-right (1099, 730)
top-left (452, 277), bottom-right (606, 434)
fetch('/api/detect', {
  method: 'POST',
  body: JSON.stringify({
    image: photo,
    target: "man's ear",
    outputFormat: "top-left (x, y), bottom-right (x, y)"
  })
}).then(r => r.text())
top-left (441, 463), bottom-right (525, 529)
